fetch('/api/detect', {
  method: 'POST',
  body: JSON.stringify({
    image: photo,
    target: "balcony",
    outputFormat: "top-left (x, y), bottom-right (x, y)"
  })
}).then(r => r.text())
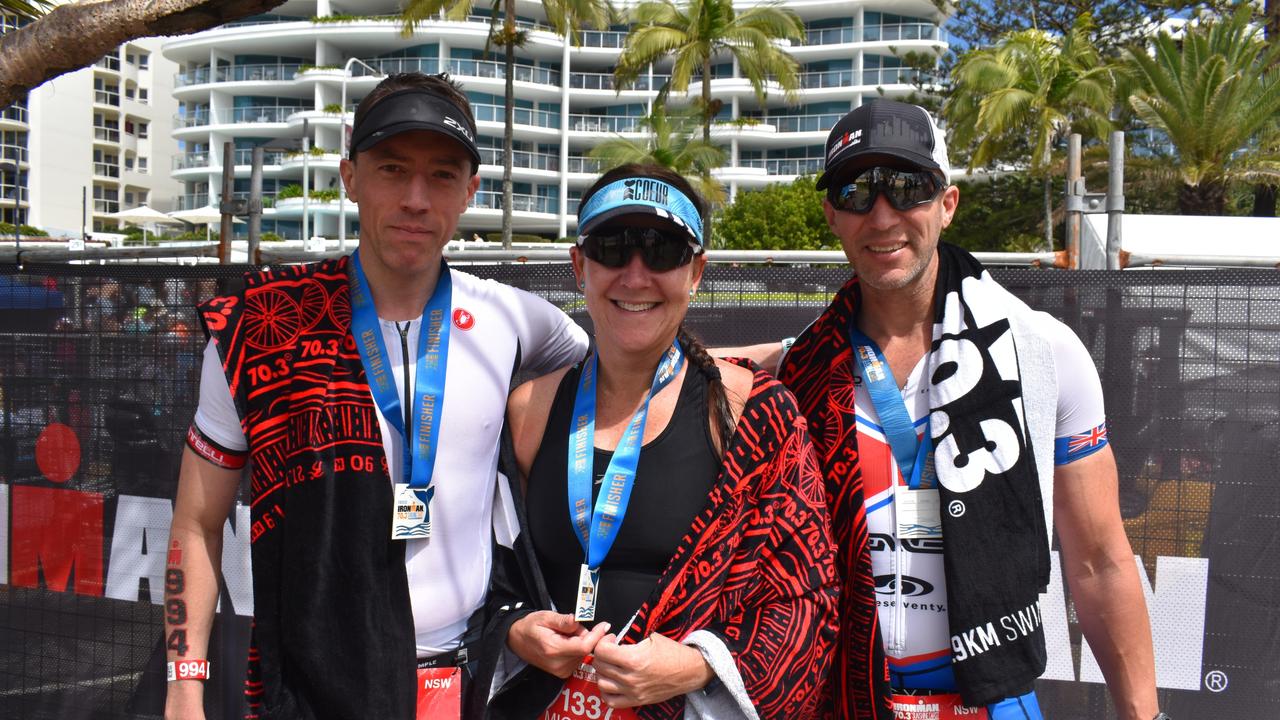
top-left (0, 143), bottom-right (29, 165)
top-left (804, 22), bottom-right (946, 46)
top-left (1, 104), bottom-right (29, 124)
top-left (225, 63), bottom-right (304, 82)
top-left (235, 148), bottom-right (287, 166)
top-left (175, 108), bottom-right (210, 128)
top-left (357, 57), bottom-right (439, 77)
top-left (861, 66), bottom-right (934, 86)
top-left (93, 199), bottom-right (119, 214)
top-left (740, 157), bottom-right (825, 176)
top-left (94, 90), bottom-right (121, 107)
top-left (471, 190), bottom-right (556, 214)
top-left (763, 112), bottom-right (846, 133)
top-left (478, 147), bottom-right (559, 171)
top-left (464, 14), bottom-right (553, 33)
top-left (566, 156), bottom-right (601, 174)
top-left (446, 58), bottom-right (560, 86)
top-left (473, 103), bottom-right (559, 130)
top-left (579, 29), bottom-right (627, 48)
top-left (93, 161), bottom-right (120, 178)
top-left (799, 69), bottom-right (855, 90)
top-left (177, 193), bottom-right (210, 211)
top-left (862, 23), bottom-right (947, 43)
top-left (229, 106), bottom-right (300, 124)
top-left (175, 67), bottom-right (212, 86)
top-left (94, 125), bottom-right (121, 143)
top-left (569, 114), bottom-right (640, 133)
top-left (568, 72), bottom-right (669, 92)
top-left (95, 55), bottom-right (121, 72)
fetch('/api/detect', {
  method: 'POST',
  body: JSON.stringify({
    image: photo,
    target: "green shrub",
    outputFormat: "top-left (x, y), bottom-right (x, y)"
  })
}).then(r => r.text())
top-left (322, 103), bottom-right (344, 114)
top-left (0, 222), bottom-right (48, 237)
top-left (277, 184), bottom-right (303, 200)
top-left (261, 231), bottom-right (284, 242)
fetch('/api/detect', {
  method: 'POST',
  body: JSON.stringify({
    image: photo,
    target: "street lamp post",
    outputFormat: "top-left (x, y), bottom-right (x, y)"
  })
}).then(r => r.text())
top-left (339, 57), bottom-right (381, 251)
top-left (0, 160), bottom-right (19, 249)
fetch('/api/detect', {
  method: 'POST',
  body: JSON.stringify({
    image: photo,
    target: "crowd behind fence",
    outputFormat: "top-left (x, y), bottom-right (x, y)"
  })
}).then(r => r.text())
top-left (0, 261), bottom-right (1277, 718)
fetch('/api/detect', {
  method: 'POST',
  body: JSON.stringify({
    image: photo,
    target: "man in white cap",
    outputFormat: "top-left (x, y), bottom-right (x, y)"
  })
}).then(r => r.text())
top-left (735, 99), bottom-right (1163, 720)
top-left (163, 73), bottom-right (588, 720)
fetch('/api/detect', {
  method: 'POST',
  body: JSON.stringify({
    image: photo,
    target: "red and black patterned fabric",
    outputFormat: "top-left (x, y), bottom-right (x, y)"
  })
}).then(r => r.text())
top-left (778, 277), bottom-right (894, 720)
top-left (483, 364), bottom-right (839, 719)
top-left (194, 256), bottom-right (419, 720)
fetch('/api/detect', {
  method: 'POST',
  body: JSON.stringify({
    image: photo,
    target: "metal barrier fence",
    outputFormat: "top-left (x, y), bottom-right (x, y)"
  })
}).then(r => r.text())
top-left (0, 261), bottom-right (1277, 718)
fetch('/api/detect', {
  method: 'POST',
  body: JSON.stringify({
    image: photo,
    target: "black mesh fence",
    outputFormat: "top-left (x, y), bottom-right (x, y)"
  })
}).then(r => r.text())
top-left (0, 262), bottom-right (1276, 718)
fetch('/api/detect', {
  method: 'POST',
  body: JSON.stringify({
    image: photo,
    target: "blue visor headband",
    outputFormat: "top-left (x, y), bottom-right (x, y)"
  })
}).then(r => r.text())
top-left (577, 178), bottom-right (704, 246)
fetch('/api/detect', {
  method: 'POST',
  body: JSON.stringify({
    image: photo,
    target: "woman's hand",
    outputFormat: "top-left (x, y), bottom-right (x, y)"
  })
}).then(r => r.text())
top-left (592, 632), bottom-right (715, 708)
top-left (506, 611), bottom-right (611, 679)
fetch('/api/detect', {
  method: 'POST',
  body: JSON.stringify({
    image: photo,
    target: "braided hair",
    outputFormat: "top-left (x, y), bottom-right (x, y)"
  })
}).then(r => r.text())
top-left (677, 324), bottom-right (736, 457)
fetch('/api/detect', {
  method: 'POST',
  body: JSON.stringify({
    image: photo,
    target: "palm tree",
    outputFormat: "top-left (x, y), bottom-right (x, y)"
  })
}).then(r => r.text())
top-left (945, 14), bottom-right (1115, 248)
top-left (402, 0), bottom-right (611, 248)
top-left (1124, 7), bottom-right (1280, 215)
top-left (613, 0), bottom-right (804, 147)
top-left (588, 101), bottom-right (727, 204)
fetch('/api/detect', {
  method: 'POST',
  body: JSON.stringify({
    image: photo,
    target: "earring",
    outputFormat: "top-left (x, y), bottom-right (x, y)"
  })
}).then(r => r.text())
top-left (578, 280), bottom-right (586, 291)
top-left (688, 288), bottom-right (696, 299)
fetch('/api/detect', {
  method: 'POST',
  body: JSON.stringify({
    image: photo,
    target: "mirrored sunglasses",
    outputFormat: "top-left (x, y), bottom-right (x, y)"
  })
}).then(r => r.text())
top-left (828, 167), bottom-right (944, 214)
top-left (581, 227), bottom-right (700, 272)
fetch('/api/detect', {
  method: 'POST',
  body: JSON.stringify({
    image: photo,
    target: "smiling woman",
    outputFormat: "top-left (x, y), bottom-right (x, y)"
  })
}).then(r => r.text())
top-left (477, 163), bottom-right (841, 720)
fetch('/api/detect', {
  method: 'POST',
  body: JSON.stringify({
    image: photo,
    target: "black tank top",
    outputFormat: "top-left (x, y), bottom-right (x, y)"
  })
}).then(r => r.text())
top-left (526, 361), bottom-right (720, 631)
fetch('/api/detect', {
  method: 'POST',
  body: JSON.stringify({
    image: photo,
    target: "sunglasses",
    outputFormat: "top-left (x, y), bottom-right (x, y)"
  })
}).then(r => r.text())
top-left (581, 227), bottom-right (700, 272)
top-left (827, 167), bottom-right (944, 214)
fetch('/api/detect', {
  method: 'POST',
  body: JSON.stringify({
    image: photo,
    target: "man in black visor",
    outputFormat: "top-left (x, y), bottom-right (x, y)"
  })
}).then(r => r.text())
top-left (164, 73), bottom-right (588, 719)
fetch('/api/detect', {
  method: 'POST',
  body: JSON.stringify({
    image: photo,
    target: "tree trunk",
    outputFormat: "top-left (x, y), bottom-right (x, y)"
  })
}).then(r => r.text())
top-left (500, 0), bottom-right (515, 249)
top-left (1178, 181), bottom-right (1227, 215)
top-left (0, 0), bottom-right (288, 108)
top-left (1042, 175), bottom-right (1053, 251)
top-left (1252, 183), bottom-right (1278, 218)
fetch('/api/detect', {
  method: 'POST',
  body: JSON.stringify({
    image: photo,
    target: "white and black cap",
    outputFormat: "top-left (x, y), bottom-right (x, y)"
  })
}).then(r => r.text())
top-left (349, 87), bottom-right (482, 168)
top-left (815, 99), bottom-right (951, 190)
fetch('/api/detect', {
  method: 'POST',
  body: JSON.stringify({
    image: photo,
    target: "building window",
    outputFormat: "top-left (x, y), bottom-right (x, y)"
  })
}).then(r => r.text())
top-left (126, 53), bottom-right (137, 66)
top-left (138, 122), bottom-right (149, 139)
top-left (124, 120), bottom-right (135, 135)
top-left (139, 88), bottom-right (149, 104)
top-left (139, 54), bottom-right (149, 69)
top-left (125, 86), bottom-right (135, 100)
top-left (125, 157), bottom-right (135, 171)
top-left (125, 192), bottom-right (135, 205)
top-left (138, 157), bottom-right (148, 173)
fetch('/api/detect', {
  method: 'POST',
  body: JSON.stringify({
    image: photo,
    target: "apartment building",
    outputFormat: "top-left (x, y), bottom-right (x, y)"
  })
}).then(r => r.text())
top-left (2, 13), bottom-right (183, 237)
top-left (162, 0), bottom-right (949, 240)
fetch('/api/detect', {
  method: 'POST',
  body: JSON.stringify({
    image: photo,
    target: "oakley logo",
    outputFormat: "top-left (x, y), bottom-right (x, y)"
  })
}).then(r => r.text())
top-left (623, 178), bottom-right (669, 206)
top-left (442, 116), bottom-right (473, 141)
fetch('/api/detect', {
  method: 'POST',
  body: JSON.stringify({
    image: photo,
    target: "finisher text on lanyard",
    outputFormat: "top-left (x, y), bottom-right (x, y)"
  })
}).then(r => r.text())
top-left (567, 341), bottom-right (684, 622)
top-left (350, 250), bottom-right (452, 541)
top-left (849, 324), bottom-right (941, 539)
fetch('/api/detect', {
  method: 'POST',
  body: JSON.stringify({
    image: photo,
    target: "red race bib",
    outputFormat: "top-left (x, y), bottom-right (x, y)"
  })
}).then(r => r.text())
top-left (891, 693), bottom-right (988, 720)
top-left (416, 667), bottom-right (461, 720)
top-left (542, 663), bottom-right (640, 720)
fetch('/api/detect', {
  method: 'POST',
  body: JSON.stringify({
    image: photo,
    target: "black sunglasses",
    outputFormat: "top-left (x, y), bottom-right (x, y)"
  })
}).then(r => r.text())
top-left (581, 228), bottom-right (700, 272)
top-left (827, 167), bottom-right (944, 214)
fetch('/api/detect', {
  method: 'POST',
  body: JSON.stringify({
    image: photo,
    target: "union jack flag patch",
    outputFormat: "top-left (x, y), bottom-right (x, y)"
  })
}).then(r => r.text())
top-left (1054, 422), bottom-right (1109, 465)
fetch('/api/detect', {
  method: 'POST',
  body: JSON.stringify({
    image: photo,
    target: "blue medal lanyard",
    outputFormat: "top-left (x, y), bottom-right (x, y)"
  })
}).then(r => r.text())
top-left (848, 323), bottom-right (933, 489)
top-left (350, 249), bottom-right (452, 512)
top-left (567, 341), bottom-right (685, 572)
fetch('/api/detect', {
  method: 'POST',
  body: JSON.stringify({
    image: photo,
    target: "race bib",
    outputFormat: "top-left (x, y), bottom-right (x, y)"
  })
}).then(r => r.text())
top-left (891, 692), bottom-right (987, 720)
top-left (416, 667), bottom-right (461, 720)
top-left (542, 662), bottom-right (639, 720)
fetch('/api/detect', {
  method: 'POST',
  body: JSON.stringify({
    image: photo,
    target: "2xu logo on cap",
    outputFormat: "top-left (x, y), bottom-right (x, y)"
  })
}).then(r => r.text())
top-left (443, 116), bottom-right (473, 141)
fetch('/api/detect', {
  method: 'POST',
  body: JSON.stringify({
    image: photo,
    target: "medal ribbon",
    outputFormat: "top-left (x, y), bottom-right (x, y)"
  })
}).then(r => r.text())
top-left (567, 341), bottom-right (684, 570)
top-left (350, 249), bottom-right (452, 514)
top-left (849, 324), bottom-right (933, 489)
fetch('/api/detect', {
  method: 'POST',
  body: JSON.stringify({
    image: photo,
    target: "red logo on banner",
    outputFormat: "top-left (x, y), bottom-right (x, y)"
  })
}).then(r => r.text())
top-left (36, 423), bottom-right (81, 484)
top-left (453, 308), bottom-right (475, 331)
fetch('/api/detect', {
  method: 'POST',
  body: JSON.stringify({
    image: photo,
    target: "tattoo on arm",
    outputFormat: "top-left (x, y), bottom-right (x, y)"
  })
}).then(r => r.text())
top-left (165, 540), bottom-right (190, 657)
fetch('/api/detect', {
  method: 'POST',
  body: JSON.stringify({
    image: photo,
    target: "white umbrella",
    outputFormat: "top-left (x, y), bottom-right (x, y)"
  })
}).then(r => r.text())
top-left (169, 205), bottom-right (244, 242)
top-left (108, 205), bottom-right (182, 244)
top-left (169, 205), bottom-right (245, 226)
